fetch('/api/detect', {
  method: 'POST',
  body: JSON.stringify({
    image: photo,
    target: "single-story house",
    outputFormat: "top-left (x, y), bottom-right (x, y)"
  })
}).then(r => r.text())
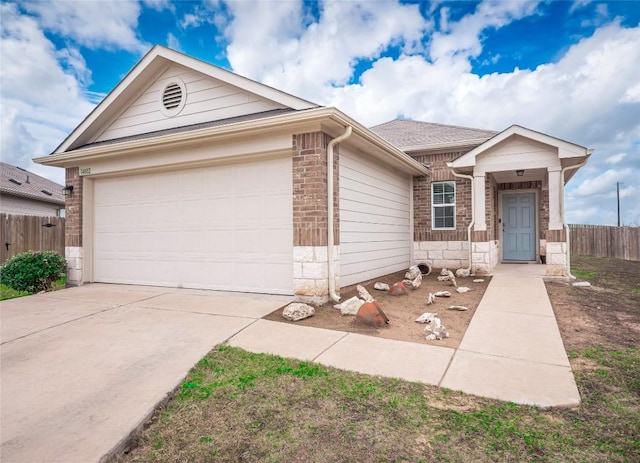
top-left (1, 162), bottom-right (65, 217)
top-left (35, 46), bottom-right (591, 301)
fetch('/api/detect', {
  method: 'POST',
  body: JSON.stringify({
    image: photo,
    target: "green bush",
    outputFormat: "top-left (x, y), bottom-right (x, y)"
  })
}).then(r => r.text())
top-left (0, 251), bottom-right (67, 294)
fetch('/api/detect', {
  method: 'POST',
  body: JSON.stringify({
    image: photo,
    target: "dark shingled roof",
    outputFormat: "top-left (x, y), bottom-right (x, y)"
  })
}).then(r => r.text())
top-left (1, 162), bottom-right (65, 205)
top-left (370, 119), bottom-right (498, 150)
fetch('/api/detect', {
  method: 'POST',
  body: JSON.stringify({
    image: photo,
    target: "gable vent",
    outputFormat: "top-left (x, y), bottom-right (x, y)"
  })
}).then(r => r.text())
top-left (162, 83), bottom-right (182, 110)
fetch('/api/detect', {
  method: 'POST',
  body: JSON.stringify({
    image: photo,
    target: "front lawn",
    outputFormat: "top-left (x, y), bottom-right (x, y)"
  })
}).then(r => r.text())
top-left (0, 283), bottom-right (30, 301)
top-left (113, 256), bottom-right (640, 462)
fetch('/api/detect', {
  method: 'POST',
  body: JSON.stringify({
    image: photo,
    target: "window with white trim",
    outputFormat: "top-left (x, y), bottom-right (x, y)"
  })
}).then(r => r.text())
top-left (432, 181), bottom-right (456, 229)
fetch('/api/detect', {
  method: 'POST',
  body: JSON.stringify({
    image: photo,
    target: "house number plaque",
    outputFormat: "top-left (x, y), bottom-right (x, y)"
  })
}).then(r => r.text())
top-left (80, 168), bottom-right (91, 176)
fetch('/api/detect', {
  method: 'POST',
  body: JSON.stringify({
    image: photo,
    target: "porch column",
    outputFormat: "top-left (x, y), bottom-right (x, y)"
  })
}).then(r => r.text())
top-left (548, 166), bottom-right (563, 230)
top-left (473, 172), bottom-right (486, 231)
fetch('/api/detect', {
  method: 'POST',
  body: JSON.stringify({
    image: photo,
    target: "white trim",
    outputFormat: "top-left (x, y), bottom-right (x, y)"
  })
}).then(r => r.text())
top-left (451, 125), bottom-right (590, 169)
top-left (431, 180), bottom-right (456, 231)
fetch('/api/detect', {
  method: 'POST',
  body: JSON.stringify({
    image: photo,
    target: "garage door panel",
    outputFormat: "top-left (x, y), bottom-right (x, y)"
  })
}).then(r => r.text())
top-left (93, 158), bottom-right (293, 294)
top-left (339, 150), bottom-right (411, 287)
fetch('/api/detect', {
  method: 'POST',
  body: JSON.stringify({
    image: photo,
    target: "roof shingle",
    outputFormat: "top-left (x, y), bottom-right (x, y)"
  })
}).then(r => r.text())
top-left (1, 162), bottom-right (65, 205)
top-left (369, 119), bottom-right (498, 150)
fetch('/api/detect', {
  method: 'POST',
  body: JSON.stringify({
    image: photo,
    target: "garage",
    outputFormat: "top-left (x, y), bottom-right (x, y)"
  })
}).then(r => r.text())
top-left (339, 150), bottom-right (412, 286)
top-left (92, 157), bottom-right (293, 294)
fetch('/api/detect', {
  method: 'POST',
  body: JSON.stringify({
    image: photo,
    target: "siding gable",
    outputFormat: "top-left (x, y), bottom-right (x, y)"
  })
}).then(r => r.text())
top-left (95, 63), bottom-right (287, 143)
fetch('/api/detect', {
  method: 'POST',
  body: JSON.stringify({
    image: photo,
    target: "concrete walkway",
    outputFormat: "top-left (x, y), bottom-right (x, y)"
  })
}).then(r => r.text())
top-left (230, 271), bottom-right (580, 408)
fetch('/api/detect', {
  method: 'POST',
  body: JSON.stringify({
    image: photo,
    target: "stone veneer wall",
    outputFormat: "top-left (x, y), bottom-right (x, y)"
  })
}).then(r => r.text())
top-left (472, 240), bottom-right (499, 275)
top-left (292, 132), bottom-right (339, 302)
top-left (413, 241), bottom-right (469, 270)
top-left (545, 229), bottom-right (567, 276)
top-left (65, 167), bottom-right (83, 285)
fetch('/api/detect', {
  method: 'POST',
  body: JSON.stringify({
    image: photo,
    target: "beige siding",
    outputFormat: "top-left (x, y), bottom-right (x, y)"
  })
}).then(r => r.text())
top-left (0, 194), bottom-right (61, 217)
top-left (476, 135), bottom-right (559, 173)
top-left (95, 64), bottom-right (286, 142)
top-left (339, 148), bottom-right (412, 286)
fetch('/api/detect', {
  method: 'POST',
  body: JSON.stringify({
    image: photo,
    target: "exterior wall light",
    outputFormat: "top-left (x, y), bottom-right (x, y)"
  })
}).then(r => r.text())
top-left (62, 185), bottom-right (74, 196)
top-left (516, 170), bottom-right (525, 177)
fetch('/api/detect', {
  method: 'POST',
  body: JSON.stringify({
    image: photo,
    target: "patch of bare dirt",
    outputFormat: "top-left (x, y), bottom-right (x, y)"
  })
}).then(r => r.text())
top-left (264, 270), bottom-right (490, 349)
top-left (545, 256), bottom-right (640, 352)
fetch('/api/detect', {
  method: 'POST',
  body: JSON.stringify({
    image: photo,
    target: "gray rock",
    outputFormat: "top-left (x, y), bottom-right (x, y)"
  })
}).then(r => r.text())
top-left (374, 282), bottom-right (390, 291)
top-left (282, 303), bottom-right (315, 321)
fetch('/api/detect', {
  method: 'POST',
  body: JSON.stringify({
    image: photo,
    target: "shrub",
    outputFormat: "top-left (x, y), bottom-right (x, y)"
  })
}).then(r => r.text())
top-left (0, 251), bottom-right (67, 294)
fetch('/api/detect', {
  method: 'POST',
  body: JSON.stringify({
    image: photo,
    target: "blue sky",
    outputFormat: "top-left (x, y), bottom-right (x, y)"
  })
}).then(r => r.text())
top-left (1, 0), bottom-right (639, 225)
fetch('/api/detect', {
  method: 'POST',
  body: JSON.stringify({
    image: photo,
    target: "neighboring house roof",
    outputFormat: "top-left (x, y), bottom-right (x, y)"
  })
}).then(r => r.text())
top-left (370, 119), bottom-right (498, 152)
top-left (0, 162), bottom-right (65, 206)
top-left (55, 45), bottom-right (320, 154)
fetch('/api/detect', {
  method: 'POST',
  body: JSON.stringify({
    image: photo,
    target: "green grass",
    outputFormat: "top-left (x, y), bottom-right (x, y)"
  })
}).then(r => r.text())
top-left (573, 270), bottom-right (597, 279)
top-left (115, 345), bottom-right (640, 463)
top-left (0, 283), bottom-right (30, 301)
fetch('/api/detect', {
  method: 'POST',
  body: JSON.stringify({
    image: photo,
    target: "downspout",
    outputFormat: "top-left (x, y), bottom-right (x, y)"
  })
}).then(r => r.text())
top-left (327, 126), bottom-right (353, 302)
top-left (449, 167), bottom-right (474, 272)
top-left (560, 152), bottom-right (591, 279)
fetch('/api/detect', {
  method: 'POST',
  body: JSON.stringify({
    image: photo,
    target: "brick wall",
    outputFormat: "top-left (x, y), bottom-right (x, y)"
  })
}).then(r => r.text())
top-left (292, 132), bottom-right (339, 247)
top-left (412, 151), bottom-right (471, 241)
top-left (65, 167), bottom-right (82, 247)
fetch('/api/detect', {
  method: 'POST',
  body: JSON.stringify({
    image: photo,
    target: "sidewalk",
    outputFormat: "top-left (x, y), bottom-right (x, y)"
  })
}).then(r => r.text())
top-left (229, 272), bottom-right (581, 407)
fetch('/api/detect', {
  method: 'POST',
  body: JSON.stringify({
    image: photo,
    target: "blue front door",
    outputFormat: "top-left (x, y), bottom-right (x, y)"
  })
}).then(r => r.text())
top-left (502, 192), bottom-right (536, 261)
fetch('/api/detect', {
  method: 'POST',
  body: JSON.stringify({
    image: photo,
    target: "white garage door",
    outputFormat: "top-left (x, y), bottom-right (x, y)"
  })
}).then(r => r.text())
top-left (93, 158), bottom-right (293, 294)
top-left (339, 150), bottom-right (411, 287)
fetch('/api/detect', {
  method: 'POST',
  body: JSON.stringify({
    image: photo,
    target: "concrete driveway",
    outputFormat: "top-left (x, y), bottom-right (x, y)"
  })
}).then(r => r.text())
top-left (0, 284), bottom-right (291, 463)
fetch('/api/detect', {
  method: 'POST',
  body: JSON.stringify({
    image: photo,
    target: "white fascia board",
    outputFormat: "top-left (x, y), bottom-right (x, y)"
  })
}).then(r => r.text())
top-left (36, 107), bottom-right (429, 176)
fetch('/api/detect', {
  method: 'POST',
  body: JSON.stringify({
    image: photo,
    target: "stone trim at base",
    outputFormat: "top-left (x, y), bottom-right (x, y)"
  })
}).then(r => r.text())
top-left (545, 242), bottom-right (567, 276)
top-left (65, 246), bottom-right (83, 286)
top-left (413, 241), bottom-right (469, 270)
top-left (293, 245), bottom-right (339, 304)
top-left (472, 241), bottom-right (499, 275)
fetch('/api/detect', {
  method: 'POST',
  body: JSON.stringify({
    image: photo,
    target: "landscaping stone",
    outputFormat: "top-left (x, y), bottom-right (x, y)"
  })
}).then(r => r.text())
top-left (572, 281), bottom-right (592, 287)
top-left (356, 301), bottom-right (389, 327)
top-left (437, 276), bottom-right (450, 282)
top-left (388, 282), bottom-right (409, 296)
top-left (434, 291), bottom-right (451, 297)
top-left (357, 285), bottom-right (374, 302)
top-left (473, 279), bottom-right (485, 283)
top-left (440, 268), bottom-right (449, 276)
top-left (282, 303), bottom-right (315, 321)
top-left (403, 273), bottom-right (422, 290)
top-left (405, 265), bottom-right (422, 280)
top-left (456, 287), bottom-right (471, 293)
top-left (426, 293), bottom-right (436, 305)
top-left (455, 268), bottom-right (471, 278)
top-left (425, 316), bottom-right (449, 340)
top-left (447, 270), bottom-right (458, 288)
top-left (334, 296), bottom-right (364, 316)
top-left (373, 282), bottom-right (390, 291)
top-left (448, 305), bottom-right (469, 311)
top-left (415, 312), bottom-right (437, 323)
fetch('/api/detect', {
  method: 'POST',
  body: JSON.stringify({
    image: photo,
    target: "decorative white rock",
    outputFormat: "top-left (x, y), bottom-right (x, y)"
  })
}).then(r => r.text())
top-left (437, 276), bottom-right (450, 282)
top-left (434, 291), bottom-right (451, 297)
top-left (357, 285), bottom-right (374, 302)
top-left (440, 268), bottom-right (449, 276)
top-left (425, 316), bottom-right (449, 340)
top-left (448, 305), bottom-right (469, 311)
top-left (447, 270), bottom-right (457, 288)
top-left (473, 279), bottom-right (485, 283)
top-left (455, 268), bottom-right (471, 278)
top-left (403, 273), bottom-right (422, 290)
top-left (405, 265), bottom-right (422, 280)
top-left (334, 296), bottom-right (365, 316)
top-left (456, 287), bottom-right (471, 293)
top-left (572, 281), bottom-right (592, 287)
top-left (282, 303), bottom-right (315, 321)
top-left (426, 293), bottom-right (436, 305)
top-left (416, 312), bottom-right (437, 323)
top-left (374, 282), bottom-right (390, 291)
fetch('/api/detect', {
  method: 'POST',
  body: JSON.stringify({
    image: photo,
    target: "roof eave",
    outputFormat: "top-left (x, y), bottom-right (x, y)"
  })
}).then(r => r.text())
top-left (401, 138), bottom-right (493, 154)
top-left (35, 107), bottom-right (430, 176)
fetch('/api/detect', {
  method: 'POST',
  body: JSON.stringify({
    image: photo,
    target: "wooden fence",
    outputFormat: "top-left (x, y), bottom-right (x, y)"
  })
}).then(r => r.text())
top-left (0, 213), bottom-right (65, 265)
top-left (569, 224), bottom-right (640, 261)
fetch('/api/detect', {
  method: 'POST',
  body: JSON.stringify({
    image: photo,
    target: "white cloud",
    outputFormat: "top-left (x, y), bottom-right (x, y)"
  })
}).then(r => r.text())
top-left (0, 2), bottom-right (95, 184)
top-left (605, 153), bottom-right (627, 164)
top-left (166, 32), bottom-right (181, 51)
top-left (21, 0), bottom-right (147, 52)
